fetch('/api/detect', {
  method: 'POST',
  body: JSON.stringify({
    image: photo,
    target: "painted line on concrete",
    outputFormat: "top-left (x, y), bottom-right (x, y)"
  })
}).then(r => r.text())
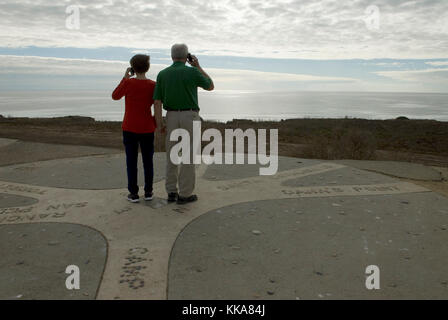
top-left (215, 162), bottom-right (346, 191)
top-left (279, 182), bottom-right (430, 198)
top-left (273, 162), bottom-right (346, 180)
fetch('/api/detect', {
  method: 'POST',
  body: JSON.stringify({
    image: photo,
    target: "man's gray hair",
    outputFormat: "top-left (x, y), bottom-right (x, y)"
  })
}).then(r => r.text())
top-left (171, 43), bottom-right (189, 60)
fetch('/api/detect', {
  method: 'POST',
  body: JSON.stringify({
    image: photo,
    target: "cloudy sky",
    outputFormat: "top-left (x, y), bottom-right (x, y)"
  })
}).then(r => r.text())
top-left (0, 0), bottom-right (448, 92)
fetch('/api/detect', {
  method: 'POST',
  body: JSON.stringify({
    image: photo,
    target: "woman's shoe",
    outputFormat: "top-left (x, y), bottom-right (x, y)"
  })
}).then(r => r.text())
top-left (127, 193), bottom-right (139, 203)
top-left (144, 192), bottom-right (154, 201)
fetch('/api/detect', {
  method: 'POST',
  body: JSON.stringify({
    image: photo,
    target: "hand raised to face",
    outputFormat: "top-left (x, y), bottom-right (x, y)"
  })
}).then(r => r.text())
top-left (124, 67), bottom-right (134, 79)
top-left (188, 55), bottom-right (200, 68)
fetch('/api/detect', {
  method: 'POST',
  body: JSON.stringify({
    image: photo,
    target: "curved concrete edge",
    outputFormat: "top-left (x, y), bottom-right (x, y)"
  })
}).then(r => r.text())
top-left (0, 221), bottom-right (108, 300)
top-left (0, 138), bottom-right (17, 148)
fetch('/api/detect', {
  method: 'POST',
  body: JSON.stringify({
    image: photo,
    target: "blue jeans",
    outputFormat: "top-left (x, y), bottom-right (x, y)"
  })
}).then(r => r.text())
top-left (123, 131), bottom-right (154, 195)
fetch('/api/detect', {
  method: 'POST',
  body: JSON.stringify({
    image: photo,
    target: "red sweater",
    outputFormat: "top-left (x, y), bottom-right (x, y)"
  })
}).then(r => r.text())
top-left (112, 78), bottom-right (157, 133)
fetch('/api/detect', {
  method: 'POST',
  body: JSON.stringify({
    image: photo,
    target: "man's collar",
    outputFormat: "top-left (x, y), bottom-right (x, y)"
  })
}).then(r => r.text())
top-left (172, 61), bottom-right (185, 66)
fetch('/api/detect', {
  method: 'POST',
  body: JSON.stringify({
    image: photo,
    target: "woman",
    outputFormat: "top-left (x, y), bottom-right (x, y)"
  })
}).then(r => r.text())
top-left (112, 54), bottom-right (156, 203)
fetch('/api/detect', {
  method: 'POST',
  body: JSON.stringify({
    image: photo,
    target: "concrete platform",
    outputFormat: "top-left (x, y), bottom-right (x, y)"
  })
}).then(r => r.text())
top-left (0, 143), bottom-right (447, 300)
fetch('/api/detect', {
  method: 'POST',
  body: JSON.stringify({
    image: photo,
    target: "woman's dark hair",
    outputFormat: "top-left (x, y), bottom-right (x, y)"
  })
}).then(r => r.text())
top-left (130, 54), bottom-right (150, 73)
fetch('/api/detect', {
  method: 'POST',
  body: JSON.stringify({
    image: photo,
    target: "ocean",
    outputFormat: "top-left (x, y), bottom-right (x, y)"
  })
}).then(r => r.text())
top-left (1, 90), bottom-right (447, 122)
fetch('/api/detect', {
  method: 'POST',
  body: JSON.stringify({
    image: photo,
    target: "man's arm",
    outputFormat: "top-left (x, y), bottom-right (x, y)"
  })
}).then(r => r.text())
top-left (154, 100), bottom-right (165, 133)
top-left (189, 55), bottom-right (214, 91)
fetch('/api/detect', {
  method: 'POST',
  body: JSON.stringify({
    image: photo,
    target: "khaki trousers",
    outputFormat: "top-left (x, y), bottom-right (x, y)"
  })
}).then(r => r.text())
top-left (165, 110), bottom-right (201, 197)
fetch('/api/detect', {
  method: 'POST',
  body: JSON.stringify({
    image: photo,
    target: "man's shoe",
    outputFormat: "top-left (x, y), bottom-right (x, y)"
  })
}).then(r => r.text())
top-left (167, 192), bottom-right (178, 203)
top-left (144, 192), bottom-right (154, 201)
top-left (176, 194), bottom-right (198, 205)
top-left (127, 193), bottom-right (139, 203)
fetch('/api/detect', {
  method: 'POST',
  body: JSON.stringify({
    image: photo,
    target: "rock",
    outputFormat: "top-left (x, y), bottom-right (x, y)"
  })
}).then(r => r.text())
top-left (267, 290), bottom-right (275, 295)
top-left (194, 266), bottom-right (204, 273)
top-left (252, 230), bottom-right (262, 235)
top-left (332, 203), bottom-right (341, 207)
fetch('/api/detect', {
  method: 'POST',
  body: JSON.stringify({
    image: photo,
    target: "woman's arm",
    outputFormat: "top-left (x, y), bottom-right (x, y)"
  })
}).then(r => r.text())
top-left (111, 68), bottom-right (132, 100)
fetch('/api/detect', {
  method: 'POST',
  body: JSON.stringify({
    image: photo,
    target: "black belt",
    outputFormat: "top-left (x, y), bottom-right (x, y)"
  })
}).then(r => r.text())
top-left (165, 107), bottom-right (199, 112)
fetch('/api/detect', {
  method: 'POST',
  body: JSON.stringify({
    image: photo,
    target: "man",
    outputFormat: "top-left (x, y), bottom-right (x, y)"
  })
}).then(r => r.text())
top-left (153, 43), bottom-right (214, 204)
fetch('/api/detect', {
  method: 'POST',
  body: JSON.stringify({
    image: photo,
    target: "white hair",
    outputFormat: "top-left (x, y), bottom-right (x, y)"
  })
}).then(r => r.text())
top-left (171, 43), bottom-right (188, 60)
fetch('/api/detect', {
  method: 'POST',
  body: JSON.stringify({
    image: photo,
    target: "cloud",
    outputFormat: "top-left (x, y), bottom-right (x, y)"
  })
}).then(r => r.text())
top-left (208, 68), bottom-right (356, 86)
top-left (0, 55), bottom-right (357, 91)
top-left (375, 68), bottom-right (448, 81)
top-left (2, 54), bottom-right (448, 92)
top-left (426, 61), bottom-right (448, 66)
top-left (0, 0), bottom-right (447, 59)
top-left (0, 55), bottom-right (131, 75)
top-left (374, 67), bottom-right (448, 92)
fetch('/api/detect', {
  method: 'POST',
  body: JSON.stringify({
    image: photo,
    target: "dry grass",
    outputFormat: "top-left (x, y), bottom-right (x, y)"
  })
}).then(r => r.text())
top-left (303, 128), bottom-right (377, 160)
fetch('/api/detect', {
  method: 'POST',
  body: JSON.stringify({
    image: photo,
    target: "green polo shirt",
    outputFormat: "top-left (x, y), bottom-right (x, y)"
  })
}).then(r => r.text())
top-left (153, 61), bottom-right (212, 110)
